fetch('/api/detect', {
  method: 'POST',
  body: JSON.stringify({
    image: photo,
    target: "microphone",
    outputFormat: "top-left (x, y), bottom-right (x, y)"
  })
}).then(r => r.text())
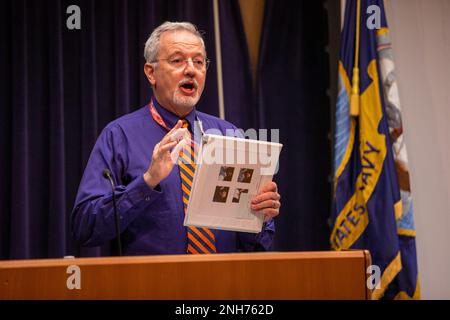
top-left (102, 169), bottom-right (122, 256)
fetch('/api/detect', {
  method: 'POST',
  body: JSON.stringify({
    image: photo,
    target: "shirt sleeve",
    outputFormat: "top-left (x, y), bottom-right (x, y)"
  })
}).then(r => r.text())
top-left (237, 219), bottom-right (275, 251)
top-left (70, 124), bottom-right (163, 247)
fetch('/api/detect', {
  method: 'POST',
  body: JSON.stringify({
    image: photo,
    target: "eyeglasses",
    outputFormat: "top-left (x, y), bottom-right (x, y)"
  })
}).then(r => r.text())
top-left (153, 57), bottom-right (210, 71)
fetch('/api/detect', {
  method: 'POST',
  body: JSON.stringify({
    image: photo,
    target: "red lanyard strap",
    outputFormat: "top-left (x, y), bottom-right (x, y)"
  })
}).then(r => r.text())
top-left (148, 99), bottom-right (173, 132)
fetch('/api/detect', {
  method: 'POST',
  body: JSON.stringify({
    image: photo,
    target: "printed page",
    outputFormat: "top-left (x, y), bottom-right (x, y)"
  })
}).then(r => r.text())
top-left (184, 134), bottom-right (282, 233)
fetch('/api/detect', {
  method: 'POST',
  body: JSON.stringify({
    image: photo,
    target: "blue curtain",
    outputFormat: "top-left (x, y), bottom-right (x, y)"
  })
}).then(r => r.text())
top-left (258, 0), bottom-right (331, 250)
top-left (0, 0), bottom-right (332, 259)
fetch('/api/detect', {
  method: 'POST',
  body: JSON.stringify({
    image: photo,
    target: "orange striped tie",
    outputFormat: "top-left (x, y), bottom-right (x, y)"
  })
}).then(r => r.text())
top-left (179, 119), bottom-right (217, 254)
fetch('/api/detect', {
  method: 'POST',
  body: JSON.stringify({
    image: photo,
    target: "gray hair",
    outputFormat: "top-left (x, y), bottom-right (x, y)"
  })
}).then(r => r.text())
top-left (144, 21), bottom-right (206, 64)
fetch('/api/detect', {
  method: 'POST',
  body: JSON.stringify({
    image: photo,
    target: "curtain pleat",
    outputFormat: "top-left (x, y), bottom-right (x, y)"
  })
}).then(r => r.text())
top-left (10, 0), bottom-right (31, 258)
top-left (258, 0), bottom-right (331, 251)
top-left (47, 0), bottom-right (66, 258)
top-left (0, 0), bottom-right (12, 258)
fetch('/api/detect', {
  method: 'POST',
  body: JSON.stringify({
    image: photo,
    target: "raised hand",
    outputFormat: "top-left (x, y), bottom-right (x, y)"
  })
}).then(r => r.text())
top-left (143, 120), bottom-right (189, 188)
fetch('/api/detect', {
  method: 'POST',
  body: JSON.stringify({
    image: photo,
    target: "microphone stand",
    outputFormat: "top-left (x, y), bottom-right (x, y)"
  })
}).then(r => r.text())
top-left (102, 169), bottom-right (122, 256)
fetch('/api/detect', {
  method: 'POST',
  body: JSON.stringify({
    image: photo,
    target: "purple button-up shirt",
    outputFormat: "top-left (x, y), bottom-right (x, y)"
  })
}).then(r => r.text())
top-left (71, 98), bottom-right (275, 255)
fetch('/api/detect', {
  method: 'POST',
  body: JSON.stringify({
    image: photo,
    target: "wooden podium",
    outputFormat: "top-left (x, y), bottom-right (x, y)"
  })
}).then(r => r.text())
top-left (0, 251), bottom-right (371, 300)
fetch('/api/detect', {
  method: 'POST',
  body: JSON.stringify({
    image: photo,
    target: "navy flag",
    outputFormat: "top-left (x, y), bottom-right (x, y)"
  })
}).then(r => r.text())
top-left (331, 0), bottom-right (419, 299)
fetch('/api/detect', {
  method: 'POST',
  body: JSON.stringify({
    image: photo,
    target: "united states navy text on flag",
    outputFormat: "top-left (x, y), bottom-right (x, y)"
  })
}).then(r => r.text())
top-left (331, 0), bottom-right (419, 299)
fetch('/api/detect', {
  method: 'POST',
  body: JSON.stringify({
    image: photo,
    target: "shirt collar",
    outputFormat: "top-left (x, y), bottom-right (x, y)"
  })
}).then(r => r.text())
top-left (151, 97), bottom-right (197, 131)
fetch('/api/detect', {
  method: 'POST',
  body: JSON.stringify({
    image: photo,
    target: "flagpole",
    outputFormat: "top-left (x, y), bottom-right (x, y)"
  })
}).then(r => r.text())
top-left (350, 0), bottom-right (361, 116)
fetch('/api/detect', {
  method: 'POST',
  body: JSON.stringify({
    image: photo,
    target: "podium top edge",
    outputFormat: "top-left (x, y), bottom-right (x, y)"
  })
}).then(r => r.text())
top-left (0, 250), bottom-right (369, 269)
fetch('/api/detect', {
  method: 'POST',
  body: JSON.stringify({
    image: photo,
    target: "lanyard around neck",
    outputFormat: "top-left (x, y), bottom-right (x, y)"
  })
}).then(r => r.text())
top-left (148, 99), bottom-right (205, 137)
top-left (148, 99), bottom-right (173, 132)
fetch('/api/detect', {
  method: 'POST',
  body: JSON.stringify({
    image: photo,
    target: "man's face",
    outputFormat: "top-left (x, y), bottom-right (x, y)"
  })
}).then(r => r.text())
top-left (144, 30), bottom-right (207, 117)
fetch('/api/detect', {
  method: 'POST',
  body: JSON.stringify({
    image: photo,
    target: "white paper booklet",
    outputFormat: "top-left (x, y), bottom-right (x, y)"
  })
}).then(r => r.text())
top-left (184, 133), bottom-right (283, 233)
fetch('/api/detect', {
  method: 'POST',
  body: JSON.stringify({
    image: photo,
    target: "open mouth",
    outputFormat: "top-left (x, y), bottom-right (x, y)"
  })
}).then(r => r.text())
top-left (179, 81), bottom-right (196, 95)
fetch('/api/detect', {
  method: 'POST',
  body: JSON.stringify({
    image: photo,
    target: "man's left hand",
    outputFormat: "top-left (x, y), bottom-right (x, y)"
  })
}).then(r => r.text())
top-left (251, 181), bottom-right (281, 222)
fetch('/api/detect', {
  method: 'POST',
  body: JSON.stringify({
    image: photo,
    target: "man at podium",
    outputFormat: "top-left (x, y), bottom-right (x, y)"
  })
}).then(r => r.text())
top-left (71, 22), bottom-right (282, 255)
